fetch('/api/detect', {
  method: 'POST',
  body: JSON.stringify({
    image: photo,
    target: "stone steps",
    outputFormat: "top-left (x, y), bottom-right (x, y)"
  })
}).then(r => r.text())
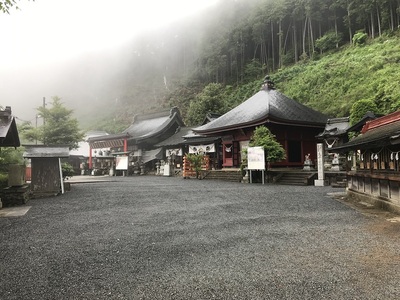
top-left (276, 172), bottom-right (317, 186)
top-left (203, 170), bottom-right (243, 183)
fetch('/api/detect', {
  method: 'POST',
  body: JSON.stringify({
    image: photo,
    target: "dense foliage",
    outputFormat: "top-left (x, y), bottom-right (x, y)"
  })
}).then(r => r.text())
top-left (249, 126), bottom-right (286, 163)
top-left (273, 35), bottom-right (400, 118)
top-left (350, 99), bottom-right (380, 125)
top-left (163, 0), bottom-right (400, 125)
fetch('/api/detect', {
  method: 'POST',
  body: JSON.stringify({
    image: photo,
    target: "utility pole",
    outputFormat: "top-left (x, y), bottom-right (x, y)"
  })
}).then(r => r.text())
top-left (42, 97), bottom-right (46, 126)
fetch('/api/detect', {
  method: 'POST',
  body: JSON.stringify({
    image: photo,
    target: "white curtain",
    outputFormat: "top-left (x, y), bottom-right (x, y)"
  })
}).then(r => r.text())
top-left (166, 148), bottom-right (183, 157)
top-left (189, 144), bottom-right (215, 154)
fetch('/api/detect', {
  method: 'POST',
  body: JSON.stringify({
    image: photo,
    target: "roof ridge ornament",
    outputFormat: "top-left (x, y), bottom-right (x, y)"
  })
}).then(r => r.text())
top-left (261, 75), bottom-right (275, 90)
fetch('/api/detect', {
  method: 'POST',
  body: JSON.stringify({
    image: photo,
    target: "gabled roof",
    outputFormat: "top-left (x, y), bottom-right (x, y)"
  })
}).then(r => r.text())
top-left (346, 111), bottom-right (381, 133)
top-left (201, 112), bottom-right (221, 125)
top-left (0, 106), bottom-right (20, 148)
top-left (155, 126), bottom-right (219, 148)
top-left (123, 107), bottom-right (184, 142)
top-left (331, 110), bottom-right (400, 152)
top-left (193, 87), bottom-right (328, 135)
top-left (23, 145), bottom-right (70, 158)
top-left (317, 117), bottom-right (350, 138)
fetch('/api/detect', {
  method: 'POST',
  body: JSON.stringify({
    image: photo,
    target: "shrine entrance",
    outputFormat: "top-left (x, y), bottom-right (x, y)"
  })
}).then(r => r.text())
top-left (222, 141), bottom-right (240, 167)
top-left (288, 140), bottom-right (302, 163)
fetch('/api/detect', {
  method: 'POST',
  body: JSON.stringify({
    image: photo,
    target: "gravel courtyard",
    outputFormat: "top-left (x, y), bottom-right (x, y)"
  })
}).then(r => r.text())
top-left (1, 176), bottom-right (400, 299)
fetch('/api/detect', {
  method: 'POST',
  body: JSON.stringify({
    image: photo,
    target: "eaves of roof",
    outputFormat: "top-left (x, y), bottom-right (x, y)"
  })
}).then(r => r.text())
top-left (124, 108), bottom-right (184, 142)
top-left (330, 120), bottom-right (400, 152)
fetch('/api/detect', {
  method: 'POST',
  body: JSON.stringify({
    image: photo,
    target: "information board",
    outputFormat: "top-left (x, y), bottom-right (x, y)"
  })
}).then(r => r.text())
top-left (247, 146), bottom-right (265, 170)
top-left (116, 156), bottom-right (129, 170)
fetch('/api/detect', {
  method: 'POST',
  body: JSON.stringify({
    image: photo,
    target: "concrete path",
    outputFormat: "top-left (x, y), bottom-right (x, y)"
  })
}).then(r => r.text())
top-left (1, 176), bottom-right (400, 299)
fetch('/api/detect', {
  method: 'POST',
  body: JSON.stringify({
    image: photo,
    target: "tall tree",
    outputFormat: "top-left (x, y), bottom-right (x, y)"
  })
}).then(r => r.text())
top-left (36, 96), bottom-right (84, 149)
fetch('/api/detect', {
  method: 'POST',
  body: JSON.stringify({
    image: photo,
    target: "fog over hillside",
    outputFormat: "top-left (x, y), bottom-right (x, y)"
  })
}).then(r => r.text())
top-left (0, 0), bottom-right (221, 126)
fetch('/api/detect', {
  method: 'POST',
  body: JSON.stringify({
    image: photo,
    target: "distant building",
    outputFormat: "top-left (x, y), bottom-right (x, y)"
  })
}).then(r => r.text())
top-left (87, 107), bottom-right (184, 175)
top-left (69, 130), bottom-right (111, 175)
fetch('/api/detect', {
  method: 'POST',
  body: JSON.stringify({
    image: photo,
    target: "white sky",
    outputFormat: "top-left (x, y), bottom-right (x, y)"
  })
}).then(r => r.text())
top-left (0, 0), bottom-right (218, 68)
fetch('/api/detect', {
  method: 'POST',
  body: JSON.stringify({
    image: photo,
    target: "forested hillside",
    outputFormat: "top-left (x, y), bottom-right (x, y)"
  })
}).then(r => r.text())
top-left (87, 0), bottom-right (400, 132)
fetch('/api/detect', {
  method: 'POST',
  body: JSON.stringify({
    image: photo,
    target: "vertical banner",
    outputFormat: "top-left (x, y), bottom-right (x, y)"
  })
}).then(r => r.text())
top-left (247, 146), bottom-right (265, 170)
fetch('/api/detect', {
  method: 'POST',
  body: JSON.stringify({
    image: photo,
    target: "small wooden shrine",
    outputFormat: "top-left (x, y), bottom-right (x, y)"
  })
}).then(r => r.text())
top-left (331, 110), bottom-right (400, 212)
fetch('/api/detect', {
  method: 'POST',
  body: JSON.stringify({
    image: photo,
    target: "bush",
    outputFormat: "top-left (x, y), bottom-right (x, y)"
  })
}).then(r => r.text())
top-left (61, 162), bottom-right (74, 180)
top-left (315, 31), bottom-right (343, 52)
top-left (353, 32), bottom-right (368, 46)
top-left (0, 173), bottom-right (8, 188)
top-left (185, 153), bottom-right (204, 179)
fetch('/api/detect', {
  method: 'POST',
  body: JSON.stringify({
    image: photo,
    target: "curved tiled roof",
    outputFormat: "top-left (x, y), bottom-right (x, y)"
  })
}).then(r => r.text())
top-left (123, 107), bottom-right (184, 141)
top-left (193, 88), bottom-right (327, 134)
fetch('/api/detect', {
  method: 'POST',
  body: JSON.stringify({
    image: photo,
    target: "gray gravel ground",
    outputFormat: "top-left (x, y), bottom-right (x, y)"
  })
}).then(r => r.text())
top-left (1, 176), bottom-right (400, 300)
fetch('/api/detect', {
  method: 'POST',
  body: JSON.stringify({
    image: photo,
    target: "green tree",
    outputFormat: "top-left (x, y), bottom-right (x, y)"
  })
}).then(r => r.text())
top-left (249, 126), bottom-right (286, 164)
top-left (186, 83), bottom-right (227, 125)
top-left (36, 96), bottom-right (84, 149)
top-left (18, 121), bottom-right (40, 144)
top-left (349, 99), bottom-right (379, 125)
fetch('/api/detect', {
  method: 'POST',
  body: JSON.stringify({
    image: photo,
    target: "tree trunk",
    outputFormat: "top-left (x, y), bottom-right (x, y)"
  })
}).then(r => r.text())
top-left (308, 17), bottom-right (315, 57)
top-left (334, 10), bottom-right (339, 48)
top-left (271, 20), bottom-right (275, 71)
top-left (302, 16), bottom-right (308, 57)
top-left (347, 2), bottom-right (353, 44)
top-left (371, 11), bottom-right (375, 39)
top-left (376, 5), bottom-right (382, 37)
top-left (278, 19), bottom-right (283, 69)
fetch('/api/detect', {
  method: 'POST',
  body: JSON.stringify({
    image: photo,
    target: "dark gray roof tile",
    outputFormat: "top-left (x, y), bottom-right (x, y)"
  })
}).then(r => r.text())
top-left (194, 89), bottom-right (327, 134)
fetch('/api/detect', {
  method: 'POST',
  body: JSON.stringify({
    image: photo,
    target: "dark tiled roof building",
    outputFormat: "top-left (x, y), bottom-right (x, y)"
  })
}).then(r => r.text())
top-left (193, 80), bottom-right (328, 168)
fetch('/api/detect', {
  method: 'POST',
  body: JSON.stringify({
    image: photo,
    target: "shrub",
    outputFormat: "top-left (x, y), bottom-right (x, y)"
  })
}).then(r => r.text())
top-left (61, 162), bottom-right (74, 180)
top-left (353, 32), bottom-right (368, 46)
top-left (185, 153), bottom-right (204, 179)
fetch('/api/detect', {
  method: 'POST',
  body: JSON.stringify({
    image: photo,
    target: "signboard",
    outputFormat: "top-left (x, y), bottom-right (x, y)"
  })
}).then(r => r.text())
top-left (247, 146), bottom-right (265, 170)
top-left (116, 156), bottom-right (129, 170)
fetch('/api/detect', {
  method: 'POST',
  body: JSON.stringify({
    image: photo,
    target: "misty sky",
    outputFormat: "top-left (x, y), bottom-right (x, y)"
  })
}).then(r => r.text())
top-left (0, 0), bottom-right (218, 122)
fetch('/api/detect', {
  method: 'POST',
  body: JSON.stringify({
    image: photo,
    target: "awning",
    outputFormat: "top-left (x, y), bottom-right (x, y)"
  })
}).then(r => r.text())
top-left (142, 148), bottom-right (163, 164)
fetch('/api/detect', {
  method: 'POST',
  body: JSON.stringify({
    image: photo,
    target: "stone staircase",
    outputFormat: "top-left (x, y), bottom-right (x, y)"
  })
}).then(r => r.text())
top-left (202, 169), bottom-right (243, 183)
top-left (274, 171), bottom-right (317, 186)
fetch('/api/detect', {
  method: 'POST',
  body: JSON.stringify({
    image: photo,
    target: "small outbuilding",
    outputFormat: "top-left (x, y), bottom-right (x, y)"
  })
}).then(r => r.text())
top-left (23, 145), bottom-right (69, 198)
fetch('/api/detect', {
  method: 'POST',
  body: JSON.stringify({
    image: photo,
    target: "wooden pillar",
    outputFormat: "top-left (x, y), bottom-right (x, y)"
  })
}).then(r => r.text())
top-left (124, 138), bottom-right (128, 153)
top-left (89, 145), bottom-right (93, 169)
